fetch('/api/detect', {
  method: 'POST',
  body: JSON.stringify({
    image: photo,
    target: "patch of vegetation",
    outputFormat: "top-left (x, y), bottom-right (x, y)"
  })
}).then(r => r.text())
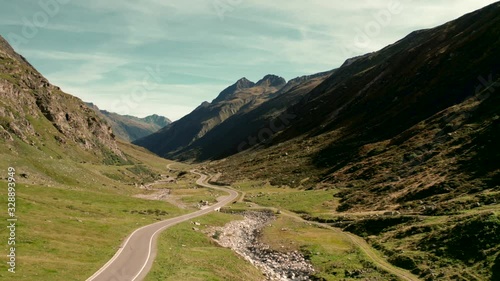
top-left (212, 230), bottom-right (222, 240)
top-left (492, 254), bottom-right (500, 281)
top-left (130, 209), bottom-right (169, 216)
top-left (335, 188), bottom-right (370, 212)
top-left (0, 72), bottom-right (17, 85)
top-left (126, 164), bottom-right (157, 179)
top-left (344, 216), bottom-right (418, 237)
top-left (401, 180), bottom-right (459, 202)
top-left (419, 213), bottom-right (500, 262)
top-left (260, 216), bottom-right (397, 280)
top-left (102, 171), bottom-right (126, 181)
top-left (387, 254), bottom-right (418, 271)
top-left (102, 147), bottom-right (130, 165)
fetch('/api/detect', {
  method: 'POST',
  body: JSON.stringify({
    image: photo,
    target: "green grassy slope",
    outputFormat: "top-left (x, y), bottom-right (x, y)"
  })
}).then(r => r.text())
top-left (145, 213), bottom-right (264, 281)
top-left (0, 139), bottom-right (191, 281)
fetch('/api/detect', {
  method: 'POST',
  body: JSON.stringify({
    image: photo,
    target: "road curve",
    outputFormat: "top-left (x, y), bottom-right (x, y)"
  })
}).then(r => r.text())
top-left (86, 170), bottom-right (238, 281)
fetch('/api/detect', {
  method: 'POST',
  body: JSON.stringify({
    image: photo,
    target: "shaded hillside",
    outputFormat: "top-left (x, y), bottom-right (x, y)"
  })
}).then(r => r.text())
top-left (0, 35), bottom-right (124, 164)
top-left (134, 74), bottom-right (287, 158)
top-left (86, 102), bottom-right (171, 142)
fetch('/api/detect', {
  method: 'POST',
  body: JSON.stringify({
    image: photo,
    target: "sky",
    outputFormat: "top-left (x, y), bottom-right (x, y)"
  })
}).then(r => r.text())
top-left (0, 0), bottom-right (497, 120)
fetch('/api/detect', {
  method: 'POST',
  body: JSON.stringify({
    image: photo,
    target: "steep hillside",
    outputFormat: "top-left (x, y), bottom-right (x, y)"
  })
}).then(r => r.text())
top-left (86, 102), bottom-right (171, 142)
top-left (0, 36), bottom-right (124, 164)
top-left (134, 74), bottom-right (287, 158)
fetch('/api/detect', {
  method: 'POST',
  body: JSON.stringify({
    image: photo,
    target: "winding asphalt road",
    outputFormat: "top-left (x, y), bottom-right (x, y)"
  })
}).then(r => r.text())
top-left (86, 170), bottom-right (238, 281)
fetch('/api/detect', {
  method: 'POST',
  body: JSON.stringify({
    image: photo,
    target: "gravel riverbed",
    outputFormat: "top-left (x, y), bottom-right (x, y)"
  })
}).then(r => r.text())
top-left (206, 211), bottom-right (315, 281)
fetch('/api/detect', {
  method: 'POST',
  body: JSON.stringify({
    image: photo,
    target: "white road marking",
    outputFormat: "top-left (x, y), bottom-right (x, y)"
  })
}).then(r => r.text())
top-left (86, 170), bottom-right (237, 281)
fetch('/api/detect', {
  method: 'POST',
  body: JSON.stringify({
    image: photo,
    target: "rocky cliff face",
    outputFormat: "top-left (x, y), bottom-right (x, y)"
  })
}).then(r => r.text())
top-left (0, 35), bottom-right (123, 161)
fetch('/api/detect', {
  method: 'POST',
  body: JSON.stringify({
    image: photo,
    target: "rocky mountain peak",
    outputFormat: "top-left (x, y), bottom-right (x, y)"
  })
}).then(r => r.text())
top-left (235, 77), bottom-right (255, 89)
top-left (193, 101), bottom-right (212, 112)
top-left (256, 74), bottom-right (286, 88)
top-left (212, 78), bottom-right (256, 103)
top-left (143, 114), bottom-right (171, 128)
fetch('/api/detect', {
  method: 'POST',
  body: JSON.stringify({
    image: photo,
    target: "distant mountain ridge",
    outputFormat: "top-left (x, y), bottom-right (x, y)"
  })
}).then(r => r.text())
top-left (85, 102), bottom-right (171, 142)
top-left (134, 74), bottom-right (287, 157)
top-left (166, 70), bottom-right (334, 160)
top-left (256, 74), bottom-right (287, 88)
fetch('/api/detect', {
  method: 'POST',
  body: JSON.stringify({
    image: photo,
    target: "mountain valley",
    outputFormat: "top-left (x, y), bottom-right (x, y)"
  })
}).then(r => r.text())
top-left (0, 2), bottom-right (499, 281)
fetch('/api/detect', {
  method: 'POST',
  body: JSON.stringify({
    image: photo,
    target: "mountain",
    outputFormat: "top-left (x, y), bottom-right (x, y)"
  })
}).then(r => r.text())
top-left (85, 102), bottom-right (171, 142)
top-left (211, 1), bottom-right (500, 203)
top-left (0, 35), bottom-right (124, 164)
top-left (205, 4), bottom-right (500, 279)
top-left (134, 74), bottom-right (287, 158)
top-left (212, 77), bottom-right (255, 103)
top-left (169, 70), bottom-right (334, 160)
top-left (143, 114), bottom-right (171, 128)
top-left (0, 34), bottom-right (191, 281)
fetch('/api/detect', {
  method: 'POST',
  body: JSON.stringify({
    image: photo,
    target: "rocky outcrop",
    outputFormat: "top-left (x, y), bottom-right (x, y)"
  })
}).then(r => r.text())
top-left (207, 212), bottom-right (314, 281)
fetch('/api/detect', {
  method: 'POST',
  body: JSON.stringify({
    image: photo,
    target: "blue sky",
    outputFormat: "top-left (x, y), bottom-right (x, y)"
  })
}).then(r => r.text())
top-left (0, 0), bottom-right (497, 120)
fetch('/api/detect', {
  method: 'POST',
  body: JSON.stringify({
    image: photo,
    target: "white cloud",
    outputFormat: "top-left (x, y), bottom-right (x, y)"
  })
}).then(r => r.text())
top-left (221, 0), bottom-right (499, 69)
top-left (2, 0), bottom-right (497, 120)
top-left (22, 49), bottom-right (129, 84)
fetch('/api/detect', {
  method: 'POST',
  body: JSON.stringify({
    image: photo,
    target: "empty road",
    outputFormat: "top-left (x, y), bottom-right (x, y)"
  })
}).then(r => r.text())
top-left (86, 170), bottom-right (238, 281)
